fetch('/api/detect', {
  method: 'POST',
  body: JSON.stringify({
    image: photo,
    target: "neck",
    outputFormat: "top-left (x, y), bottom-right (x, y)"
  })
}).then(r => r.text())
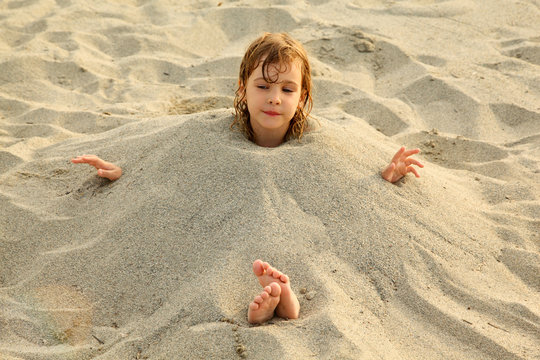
top-left (251, 122), bottom-right (288, 148)
top-left (253, 131), bottom-right (286, 147)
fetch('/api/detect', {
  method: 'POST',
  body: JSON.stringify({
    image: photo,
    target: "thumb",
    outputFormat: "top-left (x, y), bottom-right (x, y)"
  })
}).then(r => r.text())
top-left (382, 162), bottom-right (396, 182)
top-left (97, 168), bottom-right (121, 181)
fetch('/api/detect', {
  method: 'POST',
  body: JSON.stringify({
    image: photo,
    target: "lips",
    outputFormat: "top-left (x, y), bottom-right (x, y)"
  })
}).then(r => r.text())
top-left (263, 110), bottom-right (280, 116)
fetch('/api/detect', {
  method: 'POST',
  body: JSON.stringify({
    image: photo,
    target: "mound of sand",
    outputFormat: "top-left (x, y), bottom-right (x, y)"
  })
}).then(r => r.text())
top-left (1, 0), bottom-right (538, 359)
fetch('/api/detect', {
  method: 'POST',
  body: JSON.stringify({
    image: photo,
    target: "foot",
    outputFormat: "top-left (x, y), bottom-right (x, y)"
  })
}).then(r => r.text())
top-left (247, 282), bottom-right (281, 324)
top-left (252, 259), bottom-right (300, 320)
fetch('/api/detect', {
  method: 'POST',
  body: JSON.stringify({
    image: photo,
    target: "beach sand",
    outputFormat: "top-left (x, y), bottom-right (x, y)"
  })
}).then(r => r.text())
top-left (1, 0), bottom-right (539, 359)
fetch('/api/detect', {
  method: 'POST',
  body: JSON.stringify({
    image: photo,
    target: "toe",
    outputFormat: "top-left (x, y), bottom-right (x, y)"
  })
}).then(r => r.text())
top-left (253, 259), bottom-right (264, 276)
top-left (260, 291), bottom-right (269, 300)
top-left (254, 295), bottom-right (263, 304)
top-left (249, 302), bottom-right (259, 310)
top-left (280, 274), bottom-right (289, 283)
top-left (268, 282), bottom-right (281, 297)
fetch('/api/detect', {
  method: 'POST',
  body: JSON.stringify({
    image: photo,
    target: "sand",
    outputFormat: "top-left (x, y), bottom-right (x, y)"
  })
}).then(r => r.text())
top-left (1, 0), bottom-right (539, 359)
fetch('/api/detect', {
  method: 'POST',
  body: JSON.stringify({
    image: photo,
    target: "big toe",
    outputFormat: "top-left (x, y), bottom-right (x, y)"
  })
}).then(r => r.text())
top-left (253, 259), bottom-right (265, 276)
top-left (268, 282), bottom-right (281, 297)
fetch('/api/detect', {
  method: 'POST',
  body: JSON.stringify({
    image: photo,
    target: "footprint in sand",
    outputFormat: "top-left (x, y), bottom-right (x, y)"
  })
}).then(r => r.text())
top-left (498, 249), bottom-right (540, 292)
top-left (0, 57), bottom-right (97, 92)
top-left (304, 28), bottom-right (376, 71)
top-left (416, 55), bottom-right (447, 67)
top-left (490, 103), bottom-right (540, 137)
top-left (357, 0), bottom-right (473, 17)
top-left (6, 0), bottom-right (42, 11)
top-left (1, 285), bottom-right (93, 346)
top-left (305, 27), bottom-right (424, 96)
top-left (501, 40), bottom-right (540, 66)
top-left (396, 130), bottom-right (508, 170)
top-left (0, 97), bottom-right (30, 118)
top-left (398, 75), bottom-right (482, 136)
top-left (0, 151), bottom-right (23, 172)
top-left (167, 96), bottom-right (233, 115)
top-left (44, 31), bottom-right (79, 51)
top-left (125, 58), bottom-right (188, 84)
top-left (204, 7), bottom-right (297, 41)
top-left (341, 97), bottom-right (408, 136)
top-left (11, 108), bottom-right (132, 135)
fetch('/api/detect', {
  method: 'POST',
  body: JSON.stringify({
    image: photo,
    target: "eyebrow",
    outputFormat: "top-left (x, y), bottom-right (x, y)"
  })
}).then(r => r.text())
top-left (253, 77), bottom-right (299, 86)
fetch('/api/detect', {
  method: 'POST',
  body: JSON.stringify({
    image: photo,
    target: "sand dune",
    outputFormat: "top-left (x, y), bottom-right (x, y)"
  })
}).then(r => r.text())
top-left (1, 0), bottom-right (539, 359)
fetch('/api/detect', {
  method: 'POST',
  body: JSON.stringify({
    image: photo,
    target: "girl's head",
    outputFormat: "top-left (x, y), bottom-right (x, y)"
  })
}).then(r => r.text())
top-left (233, 33), bottom-right (313, 146)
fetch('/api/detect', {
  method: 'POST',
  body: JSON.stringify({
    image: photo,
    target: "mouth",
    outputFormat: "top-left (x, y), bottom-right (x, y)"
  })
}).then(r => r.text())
top-left (263, 111), bottom-right (280, 116)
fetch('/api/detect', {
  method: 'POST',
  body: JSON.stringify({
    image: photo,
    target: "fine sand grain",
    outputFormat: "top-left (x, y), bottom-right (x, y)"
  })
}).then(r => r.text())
top-left (1, 0), bottom-right (539, 359)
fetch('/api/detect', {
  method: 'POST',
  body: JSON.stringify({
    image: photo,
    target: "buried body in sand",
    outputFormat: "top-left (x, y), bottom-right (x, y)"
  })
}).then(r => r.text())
top-left (71, 33), bottom-right (423, 324)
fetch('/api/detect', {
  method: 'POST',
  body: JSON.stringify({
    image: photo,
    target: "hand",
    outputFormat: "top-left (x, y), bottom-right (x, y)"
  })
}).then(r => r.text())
top-left (71, 155), bottom-right (122, 181)
top-left (381, 146), bottom-right (423, 183)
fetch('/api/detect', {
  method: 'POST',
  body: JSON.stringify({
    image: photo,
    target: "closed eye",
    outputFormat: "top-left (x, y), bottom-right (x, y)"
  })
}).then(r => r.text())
top-left (257, 85), bottom-right (268, 90)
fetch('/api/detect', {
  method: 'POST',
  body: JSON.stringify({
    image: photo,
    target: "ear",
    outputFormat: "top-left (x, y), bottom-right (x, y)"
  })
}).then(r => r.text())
top-left (238, 79), bottom-right (244, 92)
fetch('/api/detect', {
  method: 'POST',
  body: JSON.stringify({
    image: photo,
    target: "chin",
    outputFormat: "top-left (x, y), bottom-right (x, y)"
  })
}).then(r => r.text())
top-left (258, 120), bottom-right (289, 130)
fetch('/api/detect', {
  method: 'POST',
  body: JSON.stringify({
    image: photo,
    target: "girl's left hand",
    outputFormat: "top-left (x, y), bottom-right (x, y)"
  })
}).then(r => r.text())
top-left (381, 146), bottom-right (424, 183)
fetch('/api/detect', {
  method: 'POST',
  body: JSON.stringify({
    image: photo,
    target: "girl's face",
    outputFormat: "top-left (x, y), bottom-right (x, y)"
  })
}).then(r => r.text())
top-left (244, 60), bottom-right (303, 141)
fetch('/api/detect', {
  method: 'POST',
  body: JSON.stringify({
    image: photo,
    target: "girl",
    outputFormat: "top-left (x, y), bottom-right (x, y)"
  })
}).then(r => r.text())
top-left (71, 32), bottom-right (423, 324)
top-left (232, 32), bottom-right (312, 148)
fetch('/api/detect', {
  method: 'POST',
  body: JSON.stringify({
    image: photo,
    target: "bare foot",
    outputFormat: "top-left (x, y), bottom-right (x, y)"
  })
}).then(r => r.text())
top-left (252, 259), bottom-right (300, 320)
top-left (248, 282), bottom-right (281, 324)
top-left (71, 155), bottom-right (122, 181)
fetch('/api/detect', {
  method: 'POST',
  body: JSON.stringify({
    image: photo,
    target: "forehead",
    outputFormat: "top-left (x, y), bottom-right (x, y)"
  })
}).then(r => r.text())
top-left (250, 58), bottom-right (302, 81)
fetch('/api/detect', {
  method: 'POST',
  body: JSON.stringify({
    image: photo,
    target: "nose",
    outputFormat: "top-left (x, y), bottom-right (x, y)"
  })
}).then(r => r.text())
top-left (267, 90), bottom-right (281, 105)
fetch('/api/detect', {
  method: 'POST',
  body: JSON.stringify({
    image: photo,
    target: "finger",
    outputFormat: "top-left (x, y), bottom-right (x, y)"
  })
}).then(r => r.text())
top-left (87, 157), bottom-right (107, 168)
top-left (72, 155), bottom-right (102, 166)
top-left (88, 157), bottom-right (118, 171)
top-left (71, 155), bottom-right (94, 163)
top-left (381, 162), bottom-right (396, 182)
top-left (72, 154), bottom-right (92, 159)
top-left (391, 173), bottom-right (404, 183)
top-left (406, 159), bottom-right (424, 168)
top-left (71, 158), bottom-right (93, 165)
top-left (391, 146), bottom-right (406, 163)
top-left (407, 166), bottom-right (420, 178)
top-left (402, 148), bottom-right (420, 157)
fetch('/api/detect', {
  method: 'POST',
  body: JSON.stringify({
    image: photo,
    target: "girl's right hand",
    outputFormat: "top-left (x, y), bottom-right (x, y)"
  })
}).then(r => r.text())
top-left (71, 155), bottom-right (122, 181)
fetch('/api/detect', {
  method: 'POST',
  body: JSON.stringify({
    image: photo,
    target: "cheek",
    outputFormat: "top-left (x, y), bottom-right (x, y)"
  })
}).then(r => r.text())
top-left (245, 94), bottom-right (256, 111)
top-left (289, 95), bottom-right (302, 109)
top-left (245, 88), bottom-right (258, 103)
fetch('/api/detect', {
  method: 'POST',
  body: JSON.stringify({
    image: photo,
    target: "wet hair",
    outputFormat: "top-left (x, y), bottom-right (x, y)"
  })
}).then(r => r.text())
top-left (232, 32), bottom-right (313, 142)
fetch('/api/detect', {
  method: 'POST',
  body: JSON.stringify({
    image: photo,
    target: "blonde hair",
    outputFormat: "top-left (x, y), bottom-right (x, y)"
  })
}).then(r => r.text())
top-left (232, 32), bottom-right (313, 142)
